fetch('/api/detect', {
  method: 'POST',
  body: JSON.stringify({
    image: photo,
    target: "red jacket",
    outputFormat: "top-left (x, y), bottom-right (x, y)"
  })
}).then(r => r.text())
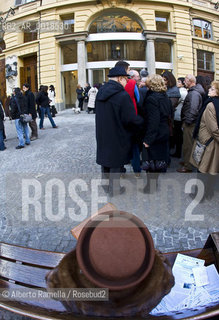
top-left (125, 79), bottom-right (137, 114)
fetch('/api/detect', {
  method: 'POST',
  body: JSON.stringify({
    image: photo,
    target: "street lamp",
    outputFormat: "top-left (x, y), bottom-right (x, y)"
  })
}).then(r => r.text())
top-left (0, 7), bottom-right (15, 39)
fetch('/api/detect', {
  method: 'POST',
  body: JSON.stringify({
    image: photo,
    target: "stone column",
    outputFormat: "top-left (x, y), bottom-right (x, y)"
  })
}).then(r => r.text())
top-left (77, 40), bottom-right (86, 87)
top-left (146, 37), bottom-right (156, 75)
top-left (88, 69), bottom-right (93, 86)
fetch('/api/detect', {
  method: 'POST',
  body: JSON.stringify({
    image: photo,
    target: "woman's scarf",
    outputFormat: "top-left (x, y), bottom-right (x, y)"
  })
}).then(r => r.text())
top-left (193, 96), bottom-right (219, 139)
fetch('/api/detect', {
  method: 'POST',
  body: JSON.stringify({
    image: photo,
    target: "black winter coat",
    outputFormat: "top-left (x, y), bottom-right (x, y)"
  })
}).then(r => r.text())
top-left (24, 89), bottom-right (37, 119)
top-left (10, 93), bottom-right (28, 120)
top-left (95, 80), bottom-right (143, 168)
top-left (36, 91), bottom-right (50, 108)
top-left (76, 88), bottom-right (84, 100)
top-left (142, 90), bottom-right (172, 161)
top-left (0, 103), bottom-right (4, 131)
top-left (181, 85), bottom-right (204, 124)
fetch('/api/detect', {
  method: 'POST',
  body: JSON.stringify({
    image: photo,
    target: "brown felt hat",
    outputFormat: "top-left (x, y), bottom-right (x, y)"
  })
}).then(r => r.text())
top-left (76, 211), bottom-right (155, 291)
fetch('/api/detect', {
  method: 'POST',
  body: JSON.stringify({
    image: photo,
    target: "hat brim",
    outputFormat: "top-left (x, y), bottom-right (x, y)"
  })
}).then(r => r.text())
top-left (76, 211), bottom-right (155, 291)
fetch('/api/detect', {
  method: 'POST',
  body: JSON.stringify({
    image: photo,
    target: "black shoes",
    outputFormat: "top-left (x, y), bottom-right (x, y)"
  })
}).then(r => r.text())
top-left (16, 145), bottom-right (24, 149)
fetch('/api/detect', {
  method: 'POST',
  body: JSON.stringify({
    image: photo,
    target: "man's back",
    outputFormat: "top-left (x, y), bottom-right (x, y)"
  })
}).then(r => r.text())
top-left (181, 85), bottom-right (203, 124)
top-left (95, 80), bottom-right (142, 168)
top-left (25, 89), bottom-right (37, 118)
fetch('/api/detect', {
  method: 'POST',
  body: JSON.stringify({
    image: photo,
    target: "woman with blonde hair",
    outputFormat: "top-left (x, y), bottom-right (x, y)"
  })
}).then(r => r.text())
top-left (141, 74), bottom-right (172, 193)
top-left (190, 81), bottom-right (219, 200)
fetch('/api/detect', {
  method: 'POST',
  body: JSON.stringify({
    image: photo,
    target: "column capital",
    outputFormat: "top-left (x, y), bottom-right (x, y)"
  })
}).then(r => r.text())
top-left (143, 30), bottom-right (176, 42)
top-left (55, 31), bottom-right (88, 44)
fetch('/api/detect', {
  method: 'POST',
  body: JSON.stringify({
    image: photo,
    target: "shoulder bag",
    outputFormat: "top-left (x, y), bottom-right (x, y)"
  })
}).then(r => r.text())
top-left (192, 137), bottom-right (214, 165)
top-left (15, 97), bottom-right (32, 124)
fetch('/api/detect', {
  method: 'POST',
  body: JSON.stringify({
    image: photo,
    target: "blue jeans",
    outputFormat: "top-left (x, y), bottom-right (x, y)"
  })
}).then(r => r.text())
top-left (15, 119), bottom-right (30, 146)
top-left (0, 129), bottom-right (5, 150)
top-left (131, 144), bottom-right (141, 173)
top-left (39, 107), bottom-right (56, 129)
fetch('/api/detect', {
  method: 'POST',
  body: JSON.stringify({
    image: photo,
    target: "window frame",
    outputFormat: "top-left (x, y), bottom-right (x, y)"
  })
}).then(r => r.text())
top-left (60, 15), bottom-right (75, 35)
top-left (15, 0), bottom-right (37, 6)
top-left (197, 50), bottom-right (214, 71)
top-left (193, 19), bottom-right (212, 40)
top-left (155, 12), bottom-right (170, 32)
top-left (22, 21), bottom-right (38, 43)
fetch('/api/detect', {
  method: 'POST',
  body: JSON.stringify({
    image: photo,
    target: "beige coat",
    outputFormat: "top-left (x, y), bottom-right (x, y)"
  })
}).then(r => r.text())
top-left (190, 102), bottom-right (219, 174)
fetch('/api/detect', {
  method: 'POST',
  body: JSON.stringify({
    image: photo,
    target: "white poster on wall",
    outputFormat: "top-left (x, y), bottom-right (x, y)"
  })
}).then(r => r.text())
top-left (5, 55), bottom-right (18, 95)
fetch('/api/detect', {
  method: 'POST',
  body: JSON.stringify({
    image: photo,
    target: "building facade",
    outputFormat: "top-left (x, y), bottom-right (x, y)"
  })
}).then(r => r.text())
top-left (0, 0), bottom-right (219, 110)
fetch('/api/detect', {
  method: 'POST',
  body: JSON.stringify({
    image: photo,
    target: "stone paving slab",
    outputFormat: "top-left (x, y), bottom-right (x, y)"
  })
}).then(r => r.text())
top-left (0, 110), bottom-right (218, 319)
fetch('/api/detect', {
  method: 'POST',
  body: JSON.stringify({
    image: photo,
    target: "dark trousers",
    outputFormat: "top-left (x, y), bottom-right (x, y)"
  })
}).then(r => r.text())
top-left (29, 118), bottom-right (38, 138)
top-left (182, 123), bottom-right (195, 170)
top-left (131, 144), bottom-right (141, 173)
top-left (173, 120), bottom-right (183, 157)
top-left (87, 107), bottom-right (95, 114)
top-left (3, 127), bottom-right (6, 140)
top-left (0, 129), bottom-right (5, 150)
top-left (101, 166), bottom-right (121, 195)
top-left (78, 99), bottom-right (84, 111)
top-left (50, 105), bottom-right (57, 117)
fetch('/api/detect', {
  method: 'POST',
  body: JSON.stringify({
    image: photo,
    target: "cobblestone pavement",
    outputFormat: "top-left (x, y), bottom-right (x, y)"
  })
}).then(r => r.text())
top-left (0, 109), bottom-right (218, 319)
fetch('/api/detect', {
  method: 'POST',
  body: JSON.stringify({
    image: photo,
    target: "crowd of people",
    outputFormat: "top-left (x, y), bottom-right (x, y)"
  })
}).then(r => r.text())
top-left (76, 83), bottom-right (99, 113)
top-left (0, 62), bottom-right (218, 200)
top-left (95, 60), bottom-right (219, 198)
top-left (0, 84), bottom-right (58, 150)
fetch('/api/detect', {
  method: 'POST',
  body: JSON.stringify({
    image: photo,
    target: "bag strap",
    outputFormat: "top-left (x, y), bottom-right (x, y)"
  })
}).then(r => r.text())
top-left (205, 137), bottom-right (214, 147)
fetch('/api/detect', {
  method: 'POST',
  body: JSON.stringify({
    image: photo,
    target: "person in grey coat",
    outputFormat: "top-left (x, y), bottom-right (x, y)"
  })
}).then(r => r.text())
top-left (95, 66), bottom-right (143, 196)
top-left (177, 74), bottom-right (204, 172)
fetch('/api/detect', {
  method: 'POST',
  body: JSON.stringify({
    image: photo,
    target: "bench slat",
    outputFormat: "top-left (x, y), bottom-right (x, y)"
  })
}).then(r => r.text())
top-left (0, 243), bottom-right (64, 268)
top-left (0, 259), bottom-right (49, 288)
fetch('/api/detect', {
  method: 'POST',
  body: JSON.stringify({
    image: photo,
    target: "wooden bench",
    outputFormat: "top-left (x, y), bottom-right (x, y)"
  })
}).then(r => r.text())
top-left (0, 201), bottom-right (219, 320)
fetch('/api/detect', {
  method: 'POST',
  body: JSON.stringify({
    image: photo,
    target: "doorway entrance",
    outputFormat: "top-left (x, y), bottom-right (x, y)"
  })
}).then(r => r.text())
top-left (20, 55), bottom-right (38, 93)
top-left (62, 70), bottom-right (78, 108)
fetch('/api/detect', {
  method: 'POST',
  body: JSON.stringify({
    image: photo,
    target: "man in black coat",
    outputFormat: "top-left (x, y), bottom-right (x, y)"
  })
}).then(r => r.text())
top-left (23, 84), bottom-right (38, 140)
top-left (95, 66), bottom-right (143, 196)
